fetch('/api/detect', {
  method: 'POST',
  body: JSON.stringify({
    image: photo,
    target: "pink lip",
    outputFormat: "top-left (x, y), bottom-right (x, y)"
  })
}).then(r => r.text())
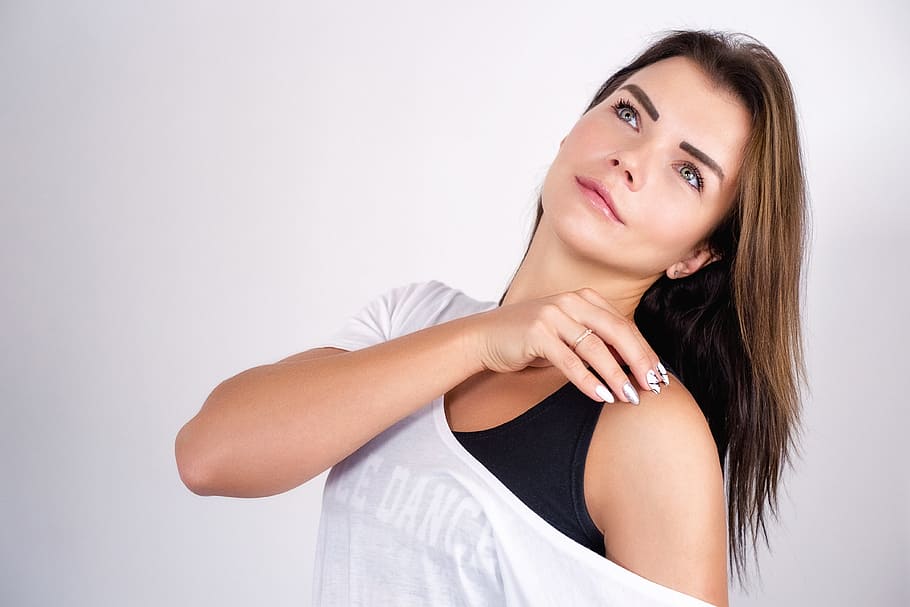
top-left (575, 176), bottom-right (623, 224)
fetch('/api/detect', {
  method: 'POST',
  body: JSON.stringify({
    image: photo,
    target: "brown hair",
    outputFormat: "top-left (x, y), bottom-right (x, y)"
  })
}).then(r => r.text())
top-left (498, 29), bottom-right (810, 590)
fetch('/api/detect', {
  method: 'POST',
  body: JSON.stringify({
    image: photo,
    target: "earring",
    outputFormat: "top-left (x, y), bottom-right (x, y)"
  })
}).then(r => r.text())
top-left (673, 268), bottom-right (680, 278)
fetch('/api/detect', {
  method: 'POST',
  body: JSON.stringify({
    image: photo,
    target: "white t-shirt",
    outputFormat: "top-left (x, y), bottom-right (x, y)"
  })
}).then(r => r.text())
top-left (310, 280), bottom-right (717, 606)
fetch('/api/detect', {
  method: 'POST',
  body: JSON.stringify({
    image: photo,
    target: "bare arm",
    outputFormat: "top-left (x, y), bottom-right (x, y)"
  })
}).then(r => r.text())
top-left (587, 377), bottom-right (729, 606)
top-left (175, 286), bottom-right (667, 500)
top-left (174, 314), bottom-right (483, 498)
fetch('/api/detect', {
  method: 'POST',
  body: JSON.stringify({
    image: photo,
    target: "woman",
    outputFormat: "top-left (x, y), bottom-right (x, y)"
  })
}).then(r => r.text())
top-left (176, 29), bottom-right (807, 607)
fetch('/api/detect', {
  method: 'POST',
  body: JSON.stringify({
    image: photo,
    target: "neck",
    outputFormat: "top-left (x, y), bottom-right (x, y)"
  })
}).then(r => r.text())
top-left (500, 216), bottom-right (659, 321)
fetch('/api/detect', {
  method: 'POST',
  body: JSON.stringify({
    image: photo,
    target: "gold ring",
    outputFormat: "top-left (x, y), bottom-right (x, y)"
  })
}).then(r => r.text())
top-left (572, 328), bottom-right (594, 350)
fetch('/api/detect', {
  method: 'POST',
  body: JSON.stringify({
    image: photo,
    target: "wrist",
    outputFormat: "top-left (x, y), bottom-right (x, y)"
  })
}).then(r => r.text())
top-left (453, 314), bottom-right (487, 377)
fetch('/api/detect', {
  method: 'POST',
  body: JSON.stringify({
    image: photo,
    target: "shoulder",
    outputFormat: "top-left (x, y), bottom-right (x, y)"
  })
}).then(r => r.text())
top-left (381, 279), bottom-right (461, 308)
top-left (585, 373), bottom-right (728, 605)
top-left (362, 280), bottom-right (452, 326)
top-left (396, 279), bottom-right (495, 324)
top-left (356, 279), bottom-right (494, 340)
top-left (379, 279), bottom-right (447, 305)
top-left (592, 372), bottom-right (723, 478)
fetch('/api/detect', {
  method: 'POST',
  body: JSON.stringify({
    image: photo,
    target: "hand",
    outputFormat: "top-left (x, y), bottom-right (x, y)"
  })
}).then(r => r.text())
top-left (467, 288), bottom-right (669, 404)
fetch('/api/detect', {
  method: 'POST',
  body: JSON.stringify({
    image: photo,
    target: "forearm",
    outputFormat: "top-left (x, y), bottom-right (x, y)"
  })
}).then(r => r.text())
top-left (175, 314), bottom-right (484, 498)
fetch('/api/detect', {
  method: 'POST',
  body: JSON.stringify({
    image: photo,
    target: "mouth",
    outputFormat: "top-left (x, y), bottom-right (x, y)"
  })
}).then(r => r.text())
top-left (575, 176), bottom-right (624, 224)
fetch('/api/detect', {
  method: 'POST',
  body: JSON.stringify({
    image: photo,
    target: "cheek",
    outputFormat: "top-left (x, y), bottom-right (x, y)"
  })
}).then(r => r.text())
top-left (646, 211), bottom-right (707, 253)
top-left (563, 115), bottom-right (622, 154)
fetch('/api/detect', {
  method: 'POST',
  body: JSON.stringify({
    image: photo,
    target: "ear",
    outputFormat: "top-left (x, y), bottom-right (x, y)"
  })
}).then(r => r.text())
top-left (666, 242), bottom-right (722, 279)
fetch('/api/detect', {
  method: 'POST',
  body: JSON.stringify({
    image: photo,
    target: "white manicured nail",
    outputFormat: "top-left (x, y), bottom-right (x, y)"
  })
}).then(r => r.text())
top-left (656, 361), bottom-right (670, 385)
top-left (595, 384), bottom-right (614, 403)
top-left (622, 381), bottom-right (640, 405)
top-left (647, 369), bottom-right (661, 395)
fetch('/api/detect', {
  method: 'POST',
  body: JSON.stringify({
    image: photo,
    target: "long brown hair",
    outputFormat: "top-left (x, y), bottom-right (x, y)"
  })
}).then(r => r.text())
top-left (498, 29), bottom-right (810, 590)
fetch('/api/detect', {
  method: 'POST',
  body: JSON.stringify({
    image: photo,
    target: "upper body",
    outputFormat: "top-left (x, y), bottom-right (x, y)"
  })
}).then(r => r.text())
top-left (439, 50), bottom-right (741, 603)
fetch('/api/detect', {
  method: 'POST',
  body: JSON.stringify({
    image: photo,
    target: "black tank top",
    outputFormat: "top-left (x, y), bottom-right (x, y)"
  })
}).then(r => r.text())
top-left (452, 361), bottom-right (678, 556)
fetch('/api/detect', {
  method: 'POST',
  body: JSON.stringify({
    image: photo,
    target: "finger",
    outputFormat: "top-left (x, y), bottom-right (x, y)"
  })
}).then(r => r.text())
top-left (571, 288), bottom-right (664, 394)
top-left (568, 322), bottom-right (642, 405)
top-left (544, 333), bottom-right (616, 404)
top-left (572, 288), bottom-right (656, 360)
top-left (539, 303), bottom-right (620, 403)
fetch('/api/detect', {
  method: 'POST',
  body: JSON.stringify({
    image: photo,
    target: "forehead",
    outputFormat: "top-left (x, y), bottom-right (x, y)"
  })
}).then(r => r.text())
top-left (620, 56), bottom-right (743, 119)
top-left (625, 56), bottom-right (714, 90)
top-left (618, 56), bottom-right (751, 181)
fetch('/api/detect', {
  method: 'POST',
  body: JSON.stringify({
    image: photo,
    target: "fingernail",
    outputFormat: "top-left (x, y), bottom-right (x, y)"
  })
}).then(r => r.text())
top-left (595, 384), bottom-right (615, 403)
top-left (622, 382), bottom-right (640, 405)
top-left (646, 369), bottom-right (661, 395)
top-left (657, 361), bottom-right (669, 385)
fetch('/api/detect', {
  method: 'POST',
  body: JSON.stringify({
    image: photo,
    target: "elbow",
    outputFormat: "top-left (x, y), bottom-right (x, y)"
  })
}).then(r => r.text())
top-left (175, 379), bottom-right (240, 496)
top-left (175, 421), bottom-right (217, 496)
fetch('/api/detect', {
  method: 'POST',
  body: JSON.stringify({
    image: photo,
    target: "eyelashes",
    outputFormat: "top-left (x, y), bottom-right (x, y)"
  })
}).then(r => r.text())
top-left (610, 97), bottom-right (705, 193)
top-left (611, 97), bottom-right (640, 129)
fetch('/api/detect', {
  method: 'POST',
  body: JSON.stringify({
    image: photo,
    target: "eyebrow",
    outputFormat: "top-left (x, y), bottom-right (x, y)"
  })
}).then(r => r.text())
top-left (618, 84), bottom-right (726, 182)
top-left (619, 84), bottom-right (660, 121)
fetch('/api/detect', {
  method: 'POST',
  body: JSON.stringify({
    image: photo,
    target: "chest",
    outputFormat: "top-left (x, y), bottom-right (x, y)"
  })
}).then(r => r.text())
top-left (442, 369), bottom-right (572, 432)
top-left (442, 369), bottom-right (614, 537)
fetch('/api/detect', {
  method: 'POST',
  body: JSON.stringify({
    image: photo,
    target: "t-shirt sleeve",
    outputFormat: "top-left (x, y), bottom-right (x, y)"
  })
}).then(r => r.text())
top-left (311, 281), bottom-right (433, 352)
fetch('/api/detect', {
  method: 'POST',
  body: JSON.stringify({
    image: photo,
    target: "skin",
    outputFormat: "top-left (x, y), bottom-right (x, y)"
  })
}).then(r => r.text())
top-left (495, 56), bottom-right (752, 605)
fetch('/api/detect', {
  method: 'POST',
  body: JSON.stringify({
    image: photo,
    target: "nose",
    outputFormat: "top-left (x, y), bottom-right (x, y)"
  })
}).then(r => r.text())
top-left (608, 152), bottom-right (644, 191)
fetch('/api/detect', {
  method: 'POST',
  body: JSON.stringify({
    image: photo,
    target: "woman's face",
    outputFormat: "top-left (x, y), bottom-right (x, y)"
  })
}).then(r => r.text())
top-left (540, 55), bottom-right (751, 280)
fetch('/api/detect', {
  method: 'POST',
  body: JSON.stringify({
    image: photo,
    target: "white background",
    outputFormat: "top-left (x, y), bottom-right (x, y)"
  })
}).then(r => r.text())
top-left (2, 1), bottom-right (907, 605)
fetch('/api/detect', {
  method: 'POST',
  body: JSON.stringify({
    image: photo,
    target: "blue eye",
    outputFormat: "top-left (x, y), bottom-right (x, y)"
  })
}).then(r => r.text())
top-left (679, 163), bottom-right (705, 192)
top-left (611, 97), bottom-right (639, 129)
top-left (611, 96), bottom-right (705, 193)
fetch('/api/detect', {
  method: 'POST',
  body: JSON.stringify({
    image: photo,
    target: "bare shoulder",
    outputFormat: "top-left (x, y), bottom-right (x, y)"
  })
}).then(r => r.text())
top-left (585, 372), bottom-right (729, 606)
top-left (591, 373), bottom-right (723, 478)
